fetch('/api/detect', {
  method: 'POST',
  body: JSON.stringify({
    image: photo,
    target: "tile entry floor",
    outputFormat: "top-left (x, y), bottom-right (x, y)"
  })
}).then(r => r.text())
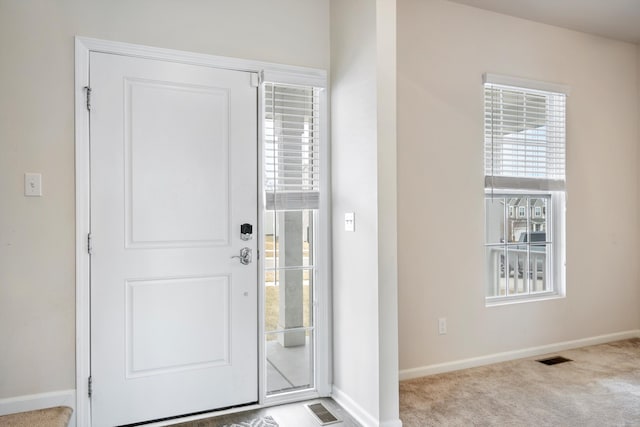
top-left (158, 398), bottom-right (362, 427)
top-left (208, 398), bottom-right (360, 427)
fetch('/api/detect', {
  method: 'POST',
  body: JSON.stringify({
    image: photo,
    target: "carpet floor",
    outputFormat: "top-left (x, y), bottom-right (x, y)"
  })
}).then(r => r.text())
top-left (400, 338), bottom-right (640, 426)
top-left (0, 406), bottom-right (72, 427)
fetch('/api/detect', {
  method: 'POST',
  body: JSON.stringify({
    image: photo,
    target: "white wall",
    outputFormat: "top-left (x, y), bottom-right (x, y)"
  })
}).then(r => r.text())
top-left (330, 0), bottom-right (380, 420)
top-left (0, 0), bottom-right (329, 399)
top-left (397, 0), bottom-right (640, 372)
top-left (330, 0), bottom-right (401, 425)
top-left (375, 1), bottom-right (400, 425)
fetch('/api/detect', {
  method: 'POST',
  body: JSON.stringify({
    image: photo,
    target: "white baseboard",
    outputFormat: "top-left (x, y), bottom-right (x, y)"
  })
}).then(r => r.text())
top-left (331, 386), bottom-right (403, 427)
top-left (332, 386), bottom-right (379, 427)
top-left (0, 389), bottom-right (76, 427)
top-left (400, 330), bottom-right (640, 381)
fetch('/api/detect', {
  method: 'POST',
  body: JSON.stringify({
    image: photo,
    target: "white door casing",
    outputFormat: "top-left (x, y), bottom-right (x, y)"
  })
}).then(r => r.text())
top-left (89, 52), bottom-right (258, 426)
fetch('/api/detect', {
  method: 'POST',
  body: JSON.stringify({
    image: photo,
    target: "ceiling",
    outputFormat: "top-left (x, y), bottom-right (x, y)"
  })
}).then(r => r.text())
top-left (447, 0), bottom-right (640, 44)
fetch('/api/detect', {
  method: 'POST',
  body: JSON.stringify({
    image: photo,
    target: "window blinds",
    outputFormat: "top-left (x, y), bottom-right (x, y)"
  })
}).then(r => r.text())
top-left (484, 81), bottom-right (566, 191)
top-left (264, 82), bottom-right (320, 210)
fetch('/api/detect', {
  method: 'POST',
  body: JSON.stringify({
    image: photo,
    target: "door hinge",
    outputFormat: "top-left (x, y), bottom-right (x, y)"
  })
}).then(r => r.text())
top-left (257, 249), bottom-right (260, 260)
top-left (87, 232), bottom-right (92, 255)
top-left (88, 376), bottom-right (93, 398)
top-left (84, 86), bottom-right (92, 111)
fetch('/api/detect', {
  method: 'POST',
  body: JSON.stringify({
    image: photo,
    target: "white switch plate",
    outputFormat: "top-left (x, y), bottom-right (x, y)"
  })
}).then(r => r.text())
top-left (24, 173), bottom-right (42, 197)
top-left (344, 212), bottom-right (355, 232)
top-left (438, 317), bottom-right (447, 335)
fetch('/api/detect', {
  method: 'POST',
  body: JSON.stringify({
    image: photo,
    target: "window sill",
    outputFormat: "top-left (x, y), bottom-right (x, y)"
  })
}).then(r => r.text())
top-left (485, 292), bottom-right (565, 307)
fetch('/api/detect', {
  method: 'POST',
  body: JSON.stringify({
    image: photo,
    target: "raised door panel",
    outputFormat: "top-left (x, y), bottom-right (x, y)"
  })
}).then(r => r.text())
top-left (125, 79), bottom-right (230, 248)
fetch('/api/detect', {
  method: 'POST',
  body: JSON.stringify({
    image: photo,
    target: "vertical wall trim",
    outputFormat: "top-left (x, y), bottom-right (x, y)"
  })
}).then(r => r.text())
top-left (376, 0), bottom-right (401, 425)
top-left (74, 37), bottom-right (91, 427)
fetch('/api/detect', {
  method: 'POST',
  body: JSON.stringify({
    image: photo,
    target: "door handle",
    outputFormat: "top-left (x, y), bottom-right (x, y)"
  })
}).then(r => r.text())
top-left (231, 247), bottom-right (252, 265)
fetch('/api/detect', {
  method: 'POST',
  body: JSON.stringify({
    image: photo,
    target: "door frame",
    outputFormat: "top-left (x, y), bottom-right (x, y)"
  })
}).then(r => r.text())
top-left (75, 37), bottom-right (330, 427)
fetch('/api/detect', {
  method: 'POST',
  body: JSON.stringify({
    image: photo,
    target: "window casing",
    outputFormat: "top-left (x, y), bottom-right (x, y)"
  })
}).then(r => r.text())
top-left (484, 74), bottom-right (567, 304)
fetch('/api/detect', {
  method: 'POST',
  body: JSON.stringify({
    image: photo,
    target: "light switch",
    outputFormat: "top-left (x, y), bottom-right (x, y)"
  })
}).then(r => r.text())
top-left (24, 173), bottom-right (42, 197)
top-left (344, 212), bottom-right (355, 232)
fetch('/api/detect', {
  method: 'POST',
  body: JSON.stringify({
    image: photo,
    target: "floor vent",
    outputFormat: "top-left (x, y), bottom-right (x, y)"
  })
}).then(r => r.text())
top-left (537, 356), bottom-right (573, 366)
top-left (306, 403), bottom-right (340, 425)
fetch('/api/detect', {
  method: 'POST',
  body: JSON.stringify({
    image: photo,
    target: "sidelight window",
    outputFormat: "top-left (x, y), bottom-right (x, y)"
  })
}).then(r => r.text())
top-left (262, 83), bottom-right (321, 395)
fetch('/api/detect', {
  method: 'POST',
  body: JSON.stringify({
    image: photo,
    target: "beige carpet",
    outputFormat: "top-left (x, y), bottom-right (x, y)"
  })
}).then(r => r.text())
top-left (400, 339), bottom-right (640, 426)
top-left (0, 406), bottom-right (72, 427)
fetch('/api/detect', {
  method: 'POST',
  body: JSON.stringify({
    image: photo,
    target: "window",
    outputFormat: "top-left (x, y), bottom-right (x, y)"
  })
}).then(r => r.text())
top-left (518, 206), bottom-right (526, 217)
top-left (534, 206), bottom-right (542, 218)
top-left (263, 82), bottom-right (321, 395)
top-left (484, 74), bottom-right (567, 303)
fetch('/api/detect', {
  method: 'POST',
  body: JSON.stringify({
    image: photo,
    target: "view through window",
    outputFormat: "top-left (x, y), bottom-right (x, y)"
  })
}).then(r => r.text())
top-left (263, 83), bottom-right (320, 394)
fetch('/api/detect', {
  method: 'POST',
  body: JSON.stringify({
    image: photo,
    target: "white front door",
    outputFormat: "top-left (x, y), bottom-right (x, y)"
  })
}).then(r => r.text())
top-left (89, 52), bottom-right (258, 426)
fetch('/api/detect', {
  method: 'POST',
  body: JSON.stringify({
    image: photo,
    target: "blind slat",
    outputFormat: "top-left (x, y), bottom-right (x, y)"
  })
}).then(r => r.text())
top-left (484, 82), bottom-right (566, 191)
top-left (264, 82), bottom-right (321, 210)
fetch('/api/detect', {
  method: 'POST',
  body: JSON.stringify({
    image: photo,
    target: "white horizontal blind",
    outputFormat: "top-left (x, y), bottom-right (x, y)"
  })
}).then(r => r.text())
top-left (264, 82), bottom-right (320, 210)
top-left (484, 82), bottom-right (566, 191)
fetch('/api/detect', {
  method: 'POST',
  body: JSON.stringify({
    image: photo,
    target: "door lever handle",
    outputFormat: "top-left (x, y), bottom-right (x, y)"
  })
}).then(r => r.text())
top-left (231, 247), bottom-right (252, 265)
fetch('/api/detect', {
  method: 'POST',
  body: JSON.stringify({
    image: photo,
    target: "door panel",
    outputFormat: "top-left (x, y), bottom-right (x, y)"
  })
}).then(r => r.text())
top-left (126, 276), bottom-right (230, 377)
top-left (89, 52), bottom-right (257, 427)
top-left (125, 78), bottom-right (231, 247)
